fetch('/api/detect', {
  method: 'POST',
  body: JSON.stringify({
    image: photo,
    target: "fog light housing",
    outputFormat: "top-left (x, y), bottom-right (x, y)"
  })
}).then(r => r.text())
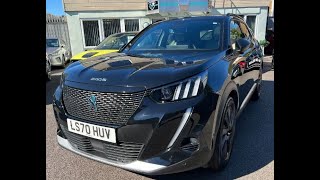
top-left (190, 138), bottom-right (199, 145)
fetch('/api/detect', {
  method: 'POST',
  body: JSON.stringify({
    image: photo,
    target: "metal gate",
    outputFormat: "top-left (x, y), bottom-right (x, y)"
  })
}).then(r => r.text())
top-left (46, 14), bottom-right (71, 54)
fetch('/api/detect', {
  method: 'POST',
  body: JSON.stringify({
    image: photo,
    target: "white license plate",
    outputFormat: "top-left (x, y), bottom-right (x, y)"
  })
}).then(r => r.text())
top-left (67, 119), bottom-right (116, 143)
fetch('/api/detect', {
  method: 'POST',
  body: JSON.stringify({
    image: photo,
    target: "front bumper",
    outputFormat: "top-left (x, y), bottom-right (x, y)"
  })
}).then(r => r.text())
top-left (57, 135), bottom-right (167, 174)
top-left (53, 84), bottom-right (220, 175)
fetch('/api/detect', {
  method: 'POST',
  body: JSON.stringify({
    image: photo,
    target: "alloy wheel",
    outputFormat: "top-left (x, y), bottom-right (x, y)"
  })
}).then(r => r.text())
top-left (219, 99), bottom-right (236, 161)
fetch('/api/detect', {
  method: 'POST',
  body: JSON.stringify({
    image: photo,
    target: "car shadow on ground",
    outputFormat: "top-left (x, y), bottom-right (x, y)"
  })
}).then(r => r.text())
top-left (150, 79), bottom-right (274, 179)
top-left (263, 57), bottom-right (273, 74)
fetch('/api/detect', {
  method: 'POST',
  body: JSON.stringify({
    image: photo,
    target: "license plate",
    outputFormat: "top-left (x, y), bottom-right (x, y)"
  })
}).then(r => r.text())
top-left (67, 119), bottom-right (116, 143)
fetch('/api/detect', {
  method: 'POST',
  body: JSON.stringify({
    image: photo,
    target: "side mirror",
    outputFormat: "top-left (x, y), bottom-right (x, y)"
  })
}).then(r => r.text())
top-left (236, 38), bottom-right (251, 53)
top-left (60, 44), bottom-right (65, 48)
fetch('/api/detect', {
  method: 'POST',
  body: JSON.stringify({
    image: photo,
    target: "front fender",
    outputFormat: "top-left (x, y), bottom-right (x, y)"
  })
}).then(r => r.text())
top-left (206, 59), bottom-right (239, 151)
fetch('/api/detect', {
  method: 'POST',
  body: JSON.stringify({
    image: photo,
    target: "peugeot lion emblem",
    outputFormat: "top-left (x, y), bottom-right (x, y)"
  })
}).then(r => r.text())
top-left (149, 2), bottom-right (156, 10)
top-left (89, 95), bottom-right (98, 112)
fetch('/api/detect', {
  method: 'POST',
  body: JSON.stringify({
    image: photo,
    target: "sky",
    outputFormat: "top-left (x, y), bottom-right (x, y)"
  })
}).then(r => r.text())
top-left (46, 0), bottom-right (64, 15)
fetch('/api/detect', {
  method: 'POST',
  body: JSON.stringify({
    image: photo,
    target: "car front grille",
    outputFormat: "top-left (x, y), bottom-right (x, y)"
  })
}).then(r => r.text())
top-left (61, 125), bottom-right (144, 163)
top-left (62, 86), bottom-right (145, 126)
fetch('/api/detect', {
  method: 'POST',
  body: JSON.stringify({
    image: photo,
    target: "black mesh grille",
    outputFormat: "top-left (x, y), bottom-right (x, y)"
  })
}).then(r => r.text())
top-left (61, 126), bottom-right (144, 163)
top-left (180, 144), bottom-right (199, 153)
top-left (62, 86), bottom-right (145, 126)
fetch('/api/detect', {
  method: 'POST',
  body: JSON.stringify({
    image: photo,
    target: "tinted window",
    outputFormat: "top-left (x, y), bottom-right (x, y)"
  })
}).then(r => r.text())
top-left (129, 19), bottom-right (221, 51)
top-left (103, 19), bottom-right (121, 38)
top-left (83, 20), bottom-right (100, 46)
top-left (95, 34), bottom-right (136, 50)
top-left (230, 20), bottom-right (244, 49)
top-left (239, 22), bottom-right (250, 38)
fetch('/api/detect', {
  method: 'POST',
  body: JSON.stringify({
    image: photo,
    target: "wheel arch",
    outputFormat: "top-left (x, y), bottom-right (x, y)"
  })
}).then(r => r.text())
top-left (210, 79), bottom-right (239, 150)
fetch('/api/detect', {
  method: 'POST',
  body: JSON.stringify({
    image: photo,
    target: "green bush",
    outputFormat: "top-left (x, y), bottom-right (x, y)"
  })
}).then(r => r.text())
top-left (259, 40), bottom-right (270, 47)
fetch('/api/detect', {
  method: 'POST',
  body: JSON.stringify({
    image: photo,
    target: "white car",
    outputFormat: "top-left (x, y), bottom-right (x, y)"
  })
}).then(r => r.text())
top-left (46, 38), bottom-right (71, 67)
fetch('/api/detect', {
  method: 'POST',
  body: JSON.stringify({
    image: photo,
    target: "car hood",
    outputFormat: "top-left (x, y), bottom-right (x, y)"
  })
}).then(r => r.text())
top-left (46, 47), bottom-right (59, 54)
top-left (64, 51), bottom-right (224, 91)
top-left (70, 49), bottom-right (119, 60)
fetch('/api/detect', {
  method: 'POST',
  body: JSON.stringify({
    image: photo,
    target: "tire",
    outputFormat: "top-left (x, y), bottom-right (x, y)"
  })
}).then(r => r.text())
top-left (61, 55), bottom-right (66, 68)
top-left (209, 96), bottom-right (236, 171)
top-left (251, 65), bottom-right (263, 101)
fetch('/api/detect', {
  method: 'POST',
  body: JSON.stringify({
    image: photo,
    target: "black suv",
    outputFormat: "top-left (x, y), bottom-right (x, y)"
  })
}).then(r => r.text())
top-left (53, 15), bottom-right (263, 175)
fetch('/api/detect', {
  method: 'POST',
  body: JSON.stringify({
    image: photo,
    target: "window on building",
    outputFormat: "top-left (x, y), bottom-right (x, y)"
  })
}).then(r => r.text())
top-left (103, 19), bottom-right (121, 38)
top-left (246, 16), bottom-right (256, 34)
top-left (81, 18), bottom-right (141, 48)
top-left (125, 19), bottom-right (139, 32)
top-left (82, 20), bottom-right (100, 47)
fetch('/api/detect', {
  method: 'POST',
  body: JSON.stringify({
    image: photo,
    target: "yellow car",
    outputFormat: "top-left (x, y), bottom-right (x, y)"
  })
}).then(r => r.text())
top-left (70, 32), bottom-right (138, 62)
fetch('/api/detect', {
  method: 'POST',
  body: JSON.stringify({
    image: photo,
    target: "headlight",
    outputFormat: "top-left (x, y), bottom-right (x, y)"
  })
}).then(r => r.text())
top-left (150, 70), bottom-right (208, 103)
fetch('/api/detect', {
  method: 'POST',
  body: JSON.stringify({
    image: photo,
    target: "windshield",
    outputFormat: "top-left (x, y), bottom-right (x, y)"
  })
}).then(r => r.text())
top-left (95, 33), bottom-right (136, 50)
top-left (127, 19), bottom-right (222, 53)
top-left (46, 39), bottom-right (59, 47)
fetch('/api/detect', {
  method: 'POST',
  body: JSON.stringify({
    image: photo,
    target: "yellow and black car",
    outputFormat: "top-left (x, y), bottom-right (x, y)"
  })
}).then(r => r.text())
top-left (70, 32), bottom-right (138, 62)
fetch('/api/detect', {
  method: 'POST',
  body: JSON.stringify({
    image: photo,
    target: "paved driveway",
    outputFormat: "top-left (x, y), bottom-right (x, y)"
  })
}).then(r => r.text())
top-left (46, 57), bottom-right (274, 179)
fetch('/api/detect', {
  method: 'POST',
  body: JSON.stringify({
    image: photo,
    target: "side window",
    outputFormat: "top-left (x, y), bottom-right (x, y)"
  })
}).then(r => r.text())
top-left (230, 20), bottom-right (244, 49)
top-left (239, 22), bottom-right (250, 38)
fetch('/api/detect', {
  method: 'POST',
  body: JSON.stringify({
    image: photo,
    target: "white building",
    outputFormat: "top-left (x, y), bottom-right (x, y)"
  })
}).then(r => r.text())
top-left (63, 0), bottom-right (272, 55)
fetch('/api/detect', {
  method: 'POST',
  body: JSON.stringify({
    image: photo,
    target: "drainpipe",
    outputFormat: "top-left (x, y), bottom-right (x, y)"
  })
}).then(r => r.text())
top-left (272, 0), bottom-right (274, 16)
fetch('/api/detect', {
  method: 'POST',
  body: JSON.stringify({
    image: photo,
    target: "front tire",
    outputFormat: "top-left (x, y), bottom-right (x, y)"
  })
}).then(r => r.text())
top-left (209, 96), bottom-right (236, 171)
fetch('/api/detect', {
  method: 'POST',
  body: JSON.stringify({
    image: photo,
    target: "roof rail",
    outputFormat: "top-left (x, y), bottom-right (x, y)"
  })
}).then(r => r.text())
top-left (226, 13), bottom-right (244, 20)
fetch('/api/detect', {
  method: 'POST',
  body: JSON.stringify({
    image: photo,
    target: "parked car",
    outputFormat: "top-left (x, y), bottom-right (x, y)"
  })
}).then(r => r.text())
top-left (53, 14), bottom-right (263, 175)
top-left (46, 38), bottom-right (71, 67)
top-left (46, 53), bottom-right (51, 81)
top-left (70, 32), bottom-right (138, 62)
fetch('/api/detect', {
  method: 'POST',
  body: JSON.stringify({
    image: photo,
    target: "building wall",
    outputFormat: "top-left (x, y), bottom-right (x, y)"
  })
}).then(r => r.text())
top-left (63, 0), bottom-right (146, 11)
top-left (212, 6), bottom-right (268, 41)
top-left (65, 1), bottom-right (270, 54)
top-left (212, 0), bottom-right (269, 8)
top-left (66, 10), bottom-right (150, 55)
